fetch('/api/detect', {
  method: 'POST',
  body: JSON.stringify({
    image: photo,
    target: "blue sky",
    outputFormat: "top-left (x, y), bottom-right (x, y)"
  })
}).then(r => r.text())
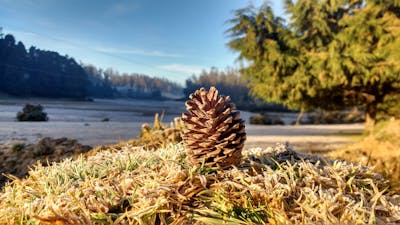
top-left (0, 0), bottom-right (284, 84)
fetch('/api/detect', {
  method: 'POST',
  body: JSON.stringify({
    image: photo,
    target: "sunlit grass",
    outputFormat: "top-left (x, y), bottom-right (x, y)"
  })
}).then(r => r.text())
top-left (327, 119), bottom-right (400, 192)
top-left (1, 142), bottom-right (399, 224)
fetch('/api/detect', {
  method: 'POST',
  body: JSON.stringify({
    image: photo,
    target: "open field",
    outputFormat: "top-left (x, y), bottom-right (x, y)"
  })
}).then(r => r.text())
top-left (0, 98), bottom-right (363, 151)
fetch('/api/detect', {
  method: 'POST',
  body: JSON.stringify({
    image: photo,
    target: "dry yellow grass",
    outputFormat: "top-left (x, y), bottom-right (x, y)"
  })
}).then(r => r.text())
top-left (108, 113), bottom-right (183, 151)
top-left (327, 119), bottom-right (400, 190)
top-left (1, 142), bottom-right (399, 224)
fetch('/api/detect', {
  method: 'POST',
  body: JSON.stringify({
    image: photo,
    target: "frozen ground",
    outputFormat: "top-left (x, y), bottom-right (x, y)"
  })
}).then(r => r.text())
top-left (0, 98), bottom-right (364, 151)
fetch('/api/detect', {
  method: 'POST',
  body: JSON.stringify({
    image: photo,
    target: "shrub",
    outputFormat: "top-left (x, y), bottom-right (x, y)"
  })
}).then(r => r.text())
top-left (250, 113), bottom-right (284, 125)
top-left (304, 109), bottom-right (364, 124)
top-left (16, 104), bottom-right (48, 121)
top-left (11, 143), bottom-right (26, 152)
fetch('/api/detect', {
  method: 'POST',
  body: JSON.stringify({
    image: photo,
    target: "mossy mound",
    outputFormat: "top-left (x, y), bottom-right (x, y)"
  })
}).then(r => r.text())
top-left (1, 143), bottom-right (399, 224)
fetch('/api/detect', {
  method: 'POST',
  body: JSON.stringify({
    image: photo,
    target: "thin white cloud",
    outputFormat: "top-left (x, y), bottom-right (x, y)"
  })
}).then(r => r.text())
top-left (108, 2), bottom-right (140, 16)
top-left (5, 29), bottom-right (37, 37)
top-left (159, 64), bottom-right (203, 75)
top-left (95, 47), bottom-right (182, 58)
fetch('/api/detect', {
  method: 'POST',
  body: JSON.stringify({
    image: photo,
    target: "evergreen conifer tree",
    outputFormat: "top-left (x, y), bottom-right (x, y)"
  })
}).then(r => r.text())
top-left (227, 0), bottom-right (400, 128)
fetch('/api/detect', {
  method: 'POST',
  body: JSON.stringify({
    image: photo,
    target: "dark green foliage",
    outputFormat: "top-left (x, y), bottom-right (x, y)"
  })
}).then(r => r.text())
top-left (249, 113), bottom-right (284, 125)
top-left (0, 34), bottom-right (89, 98)
top-left (227, 0), bottom-right (400, 127)
top-left (305, 109), bottom-right (365, 125)
top-left (11, 143), bottom-right (26, 152)
top-left (16, 104), bottom-right (48, 121)
top-left (0, 32), bottom-right (181, 100)
top-left (377, 93), bottom-right (400, 120)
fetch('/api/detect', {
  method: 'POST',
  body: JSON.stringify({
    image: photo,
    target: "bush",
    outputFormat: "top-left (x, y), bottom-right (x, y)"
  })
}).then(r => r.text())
top-left (11, 143), bottom-right (26, 152)
top-left (305, 109), bottom-right (364, 124)
top-left (250, 113), bottom-right (284, 125)
top-left (16, 104), bottom-right (48, 121)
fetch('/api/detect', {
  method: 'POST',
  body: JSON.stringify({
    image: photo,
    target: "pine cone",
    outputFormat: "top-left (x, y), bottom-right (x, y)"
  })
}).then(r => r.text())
top-left (181, 86), bottom-right (246, 168)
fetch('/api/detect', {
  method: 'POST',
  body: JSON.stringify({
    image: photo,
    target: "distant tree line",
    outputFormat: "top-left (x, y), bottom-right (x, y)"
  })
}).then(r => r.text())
top-left (82, 66), bottom-right (183, 99)
top-left (105, 69), bottom-right (183, 98)
top-left (184, 67), bottom-right (289, 112)
top-left (0, 33), bottom-right (89, 98)
top-left (0, 31), bottom-right (183, 100)
top-left (82, 65), bottom-right (116, 98)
